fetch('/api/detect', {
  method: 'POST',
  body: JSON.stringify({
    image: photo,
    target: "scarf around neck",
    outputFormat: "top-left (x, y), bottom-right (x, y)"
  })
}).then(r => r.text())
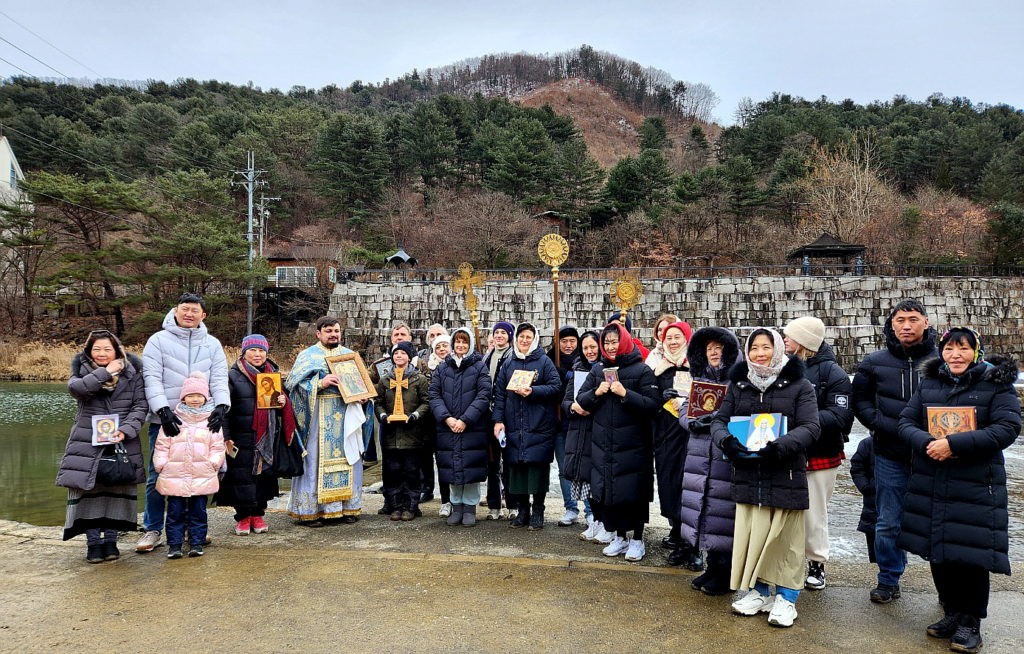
top-left (744, 328), bottom-right (788, 393)
top-left (238, 357), bottom-right (298, 473)
top-left (81, 356), bottom-right (123, 391)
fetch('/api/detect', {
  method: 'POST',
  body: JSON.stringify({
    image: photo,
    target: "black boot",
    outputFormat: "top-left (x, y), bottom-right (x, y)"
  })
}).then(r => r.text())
top-left (668, 542), bottom-right (695, 567)
top-left (101, 541), bottom-right (120, 561)
top-left (528, 494), bottom-right (545, 530)
top-left (509, 496), bottom-right (530, 528)
top-left (86, 544), bottom-right (104, 564)
top-left (926, 612), bottom-right (960, 639)
top-left (949, 615), bottom-right (982, 653)
top-left (700, 560), bottom-right (733, 596)
top-left (661, 521), bottom-right (683, 549)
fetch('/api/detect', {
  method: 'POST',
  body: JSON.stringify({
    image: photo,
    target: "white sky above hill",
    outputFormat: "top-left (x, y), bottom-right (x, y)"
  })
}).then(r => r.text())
top-left (2, 1), bottom-right (1021, 124)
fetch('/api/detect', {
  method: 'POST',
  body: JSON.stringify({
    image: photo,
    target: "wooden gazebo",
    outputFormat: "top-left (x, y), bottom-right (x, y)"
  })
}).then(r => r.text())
top-left (788, 232), bottom-right (866, 274)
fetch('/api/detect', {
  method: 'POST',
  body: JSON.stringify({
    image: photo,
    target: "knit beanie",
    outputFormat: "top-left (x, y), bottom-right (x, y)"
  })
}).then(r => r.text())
top-left (241, 333), bottom-right (270, 354)
top-left (179, 371), bottom-right (210, 400)
top-left (784, 316), bottom-right (826, 353)
top-left (493, 321), bottom-right (515, 340)
top-left (608, 312), bottom-right (632, 333)
top-left (391, 341), bottom-right (418, 362)
top-left (432, 334), bottom-right (452, 352)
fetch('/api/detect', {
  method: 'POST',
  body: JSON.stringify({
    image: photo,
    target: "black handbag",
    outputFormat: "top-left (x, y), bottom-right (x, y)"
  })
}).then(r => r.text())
top-left (96, 442), bottom-right (140, 486)
top-left (271, 433), bottom-right (305, 478)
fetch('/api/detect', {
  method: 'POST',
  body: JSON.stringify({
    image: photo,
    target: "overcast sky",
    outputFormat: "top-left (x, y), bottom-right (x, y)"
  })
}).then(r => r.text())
top-left (2, 1), bottom-right (1021, 124)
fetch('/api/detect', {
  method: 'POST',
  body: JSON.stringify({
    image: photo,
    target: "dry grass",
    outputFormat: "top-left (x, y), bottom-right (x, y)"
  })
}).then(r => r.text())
top-left (0, 342), bottom-right (296, 381)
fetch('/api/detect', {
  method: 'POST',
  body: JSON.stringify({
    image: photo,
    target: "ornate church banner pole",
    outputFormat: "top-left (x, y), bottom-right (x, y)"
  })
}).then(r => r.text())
top-left (449, 262), bottom-right (487, 353)
top-left (537, 234), bottom-right (570, 368)
top-left (610, 274), bottom-right (644, 324)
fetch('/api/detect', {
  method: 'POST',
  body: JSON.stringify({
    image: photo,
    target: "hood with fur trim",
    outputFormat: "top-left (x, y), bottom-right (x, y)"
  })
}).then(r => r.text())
top-left (687, 326), bottom-right (742, 381)
top-left (920, 353), bottom-right (1019, 386)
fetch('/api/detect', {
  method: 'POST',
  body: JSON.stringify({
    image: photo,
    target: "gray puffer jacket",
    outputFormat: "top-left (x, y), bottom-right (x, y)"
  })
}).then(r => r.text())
top-left (56, 348), bottom-right (148, 491)
top-left (142, 308), bottom-right (230, 420)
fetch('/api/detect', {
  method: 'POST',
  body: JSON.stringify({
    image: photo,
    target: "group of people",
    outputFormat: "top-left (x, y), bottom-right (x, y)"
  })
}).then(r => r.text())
top-left (57, 294), bottom-right (1019, 652)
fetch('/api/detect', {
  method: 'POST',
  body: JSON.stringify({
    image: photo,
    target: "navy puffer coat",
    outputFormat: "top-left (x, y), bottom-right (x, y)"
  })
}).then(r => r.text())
top-left (429, 350), bottom-right (492, 485)
top-left (897, 354), bottom-right (1021, 574)
top-left (492, 345), bottom-right (562, 465)
top-left (561, 356), bottom-right (597, 483)
top-left (852, 310), bottom-right (938, 462)
top-left (711, 356), bottom-right (821, 510)
top-left (679, 326), bottom-right (741, 552)
top-left (577, 340), bottom-right (661, 506)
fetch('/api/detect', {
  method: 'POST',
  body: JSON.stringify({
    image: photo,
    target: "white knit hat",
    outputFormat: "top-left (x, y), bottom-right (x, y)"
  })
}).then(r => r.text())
top-left (784, 316), bottom-right (826, 353)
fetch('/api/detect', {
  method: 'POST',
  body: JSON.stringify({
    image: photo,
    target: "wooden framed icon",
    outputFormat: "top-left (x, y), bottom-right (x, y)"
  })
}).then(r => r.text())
top-left (325, 352), bottom-right (378, 403)
top-left (256, 372), bottom-right (283, 409)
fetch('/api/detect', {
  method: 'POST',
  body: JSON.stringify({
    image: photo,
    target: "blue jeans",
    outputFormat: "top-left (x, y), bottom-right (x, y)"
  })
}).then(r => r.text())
top-left (165, 495), bottom-right (208, 548)
top-left (143, 423), bottom-right (166, 532)
top-left (554, 429), bottom-right (576, 511)
top-left (449, 483), bottom-right (481, 506)
top-left (874, 453), bottom-right (910, 586)
top-left (85, 528), bottom-right (117, 546)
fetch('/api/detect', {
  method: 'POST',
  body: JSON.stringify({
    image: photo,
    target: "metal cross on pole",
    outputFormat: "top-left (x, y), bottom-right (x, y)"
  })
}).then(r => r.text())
top-left (449, 262), bottom-right (487, 352)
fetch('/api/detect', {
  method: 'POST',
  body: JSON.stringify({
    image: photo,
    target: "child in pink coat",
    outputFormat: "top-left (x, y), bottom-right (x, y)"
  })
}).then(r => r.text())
top-left (154, 372), bottom-right (226, 559)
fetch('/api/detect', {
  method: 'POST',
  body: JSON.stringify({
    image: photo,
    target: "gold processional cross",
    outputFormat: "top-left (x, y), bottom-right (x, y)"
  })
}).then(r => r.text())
top-left (449, 262), bottom-right (487, 352)
top-left (387, 367), bottom-right (410, 422)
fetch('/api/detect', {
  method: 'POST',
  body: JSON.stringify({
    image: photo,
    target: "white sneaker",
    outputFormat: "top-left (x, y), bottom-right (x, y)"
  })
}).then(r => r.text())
top-left (558, 508), bottom-right (580, 526)
top-left (767, 596), bottom-right (798, 627)
top-left (486, 508), bottom-right (501, 520)
top-left (506, 509), bottom-right (517, 521)
top-left (438, 502), bottom-right (453, 518)
top-left (602, 536), bottom-right (629, 557)
top-left (624, 538), bottom-right (646, 561)
top-left (579, 515), bottom-right (597, 541)
top-left (731, 589), bottom-right (775, 616)
top-left (593, 523), bottom-right (615, 544)
top-left (135, 530), bottom-right (162, 552)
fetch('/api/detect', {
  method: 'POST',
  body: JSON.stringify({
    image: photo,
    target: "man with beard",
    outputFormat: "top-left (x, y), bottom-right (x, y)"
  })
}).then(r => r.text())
top-left (286, 317), bottom-right (370, 526)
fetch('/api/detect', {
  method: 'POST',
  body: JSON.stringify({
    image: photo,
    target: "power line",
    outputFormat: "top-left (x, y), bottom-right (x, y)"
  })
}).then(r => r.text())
top-left (0, 8), bottom-right (103, 77)
top-left (0, 34), bottom-right (67, 78)
top-left (0, 54), bottom-right (33, 77)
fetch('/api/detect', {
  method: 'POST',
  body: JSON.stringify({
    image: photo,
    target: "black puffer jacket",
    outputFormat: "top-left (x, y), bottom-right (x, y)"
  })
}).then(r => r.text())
top-left (711, 357), bottom-right (821, 510)
top-left (849, 436), bottom-right (876, 535)
top-left (493, 346), bottom-right (562, 464)
top-left (216, 360), bottom-right (284, 509)
top-left (852, 312), bottom-right (937, 462)
top-left (429, 351), bottom-right (492, 485)
top-left (56, 350), bottom-right (148, 491)
top-left (561, 356), bottom-right (597, 483)
top-left (577, 347), bottom-right (661, 506)
top-left (897, 355), bottom-right (1021, 574)
top-left (803, 342), bottom-right (854, 460)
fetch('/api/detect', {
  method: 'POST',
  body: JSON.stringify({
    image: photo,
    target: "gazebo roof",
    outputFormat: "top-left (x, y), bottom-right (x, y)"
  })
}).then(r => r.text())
top-left (383, 248), bottom-right (417, 267)
top-left (787, 232), bottom-right (866, 260)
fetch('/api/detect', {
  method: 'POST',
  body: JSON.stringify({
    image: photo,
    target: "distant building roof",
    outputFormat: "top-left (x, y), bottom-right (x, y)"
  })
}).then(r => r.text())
top-left (787, 232), bottom-right (866, 260)
top-left (384, 248), bottom-right (417, 267)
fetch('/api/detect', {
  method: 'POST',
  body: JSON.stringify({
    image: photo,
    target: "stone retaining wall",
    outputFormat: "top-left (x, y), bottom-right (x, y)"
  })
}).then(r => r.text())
top-left (327, 275), bottom-right (1024, 370)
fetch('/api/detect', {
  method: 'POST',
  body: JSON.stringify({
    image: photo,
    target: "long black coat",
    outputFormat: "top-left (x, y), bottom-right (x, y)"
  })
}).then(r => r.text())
top-left (852, 312), bottom-right (938, 462)
top-left (56, 352), bottom-right (148, 491)
top-left (429, 351), bottom-right (492, 485)
top-left (577, 348), bottom-right (661, 506)
top-left (849, 436), bottom-right (877, 535)
top-left (711, 357), bottom-right (821, 510)
top-left (561, 357), bottom-right (597, 483)
top-left (216, 360), bottom-right (283, 509)
top-left (493, 347), bottom-right (562, 465)
top-left (897, 355), bottom-right (1021, 574)
top-left (654, 363), bottom-right (689, 520)
top-left (803, 342), bottom-right (854, 460)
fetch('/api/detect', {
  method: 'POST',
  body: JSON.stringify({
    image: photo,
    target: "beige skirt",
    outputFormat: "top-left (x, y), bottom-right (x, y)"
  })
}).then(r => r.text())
top-left (731, 503), bottom-right (806, 591)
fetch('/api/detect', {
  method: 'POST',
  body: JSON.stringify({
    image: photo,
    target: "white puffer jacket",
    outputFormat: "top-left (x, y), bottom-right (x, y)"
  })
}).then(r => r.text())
top-left (142, 309), bottom-right (230, 420)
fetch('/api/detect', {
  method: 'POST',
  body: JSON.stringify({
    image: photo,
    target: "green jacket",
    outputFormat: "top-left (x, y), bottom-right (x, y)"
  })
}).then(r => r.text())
top-left (375, 365), bottom-right (430, 449)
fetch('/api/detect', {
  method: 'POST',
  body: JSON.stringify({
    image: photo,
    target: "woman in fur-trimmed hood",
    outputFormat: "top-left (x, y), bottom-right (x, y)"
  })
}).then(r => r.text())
top-left (897, 327), bottom-right (1021, 651)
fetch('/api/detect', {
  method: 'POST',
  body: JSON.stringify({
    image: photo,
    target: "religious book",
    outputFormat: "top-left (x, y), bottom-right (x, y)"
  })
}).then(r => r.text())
top-left (673, 370), bottom-right (693, 395)
top-left (926, 406), bottom-right (977, 439)
top-left (744, 413), bottom-right (784, 452)
top-left (572, 370), bottom-right (587, 401)
top-left (506, 369), bottom-right (537, 392)
top-left (91, 414), bottom-right (119, 446)
top-left (663, 398), bottom-right (681, 418)
top-left (686, 381), bottom-right (728, 419)
top-left (603, 367), bottom-right (620, 385)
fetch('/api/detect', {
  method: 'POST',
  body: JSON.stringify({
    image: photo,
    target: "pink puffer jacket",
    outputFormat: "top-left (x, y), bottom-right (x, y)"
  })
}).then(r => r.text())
top-left (154, 406), bottom-right (225, 497)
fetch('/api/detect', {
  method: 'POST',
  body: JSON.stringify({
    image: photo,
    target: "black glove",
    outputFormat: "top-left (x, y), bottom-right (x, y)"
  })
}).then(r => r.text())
top-left (157, 406), bottom-right (182, 436)
top-left (758, 441), bottom-right (782, 462)
top-left (719, 436), bottom-right (750, 460)
top-left (378, 412), bottom-right (389, 423)
top-left (662, 388), bottom-right (680, 401)
top-left (207, 404), bottom-right (229, 433)
top-left (406, 413), bottom-right (418, 423)
top-left (690, 414), bottom-right (715, 434)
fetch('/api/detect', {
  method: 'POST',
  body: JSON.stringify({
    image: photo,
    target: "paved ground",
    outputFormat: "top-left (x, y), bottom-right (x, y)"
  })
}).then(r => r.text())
top-left (1, 491), bottom-right (1022, 654)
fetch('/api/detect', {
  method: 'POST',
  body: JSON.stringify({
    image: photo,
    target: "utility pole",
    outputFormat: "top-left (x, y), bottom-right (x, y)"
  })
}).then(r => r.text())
top-left (232, 151), bottom-right (266, 335)
top-left (256, 194), bottom-right (280, 257)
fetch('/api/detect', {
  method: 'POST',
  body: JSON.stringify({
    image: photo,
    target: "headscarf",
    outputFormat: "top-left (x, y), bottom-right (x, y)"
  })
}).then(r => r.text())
top-left (576, 330), bottom-right (601, 371)
top-left (450, 328), bottom-right (475, 367)
top-left (428, 334), bottom-right (452, 371)
top-left (513, 323), bottom-right (540, 360)
top-left (599, 322), bottom-right (635, 363)
top-left (937, 326), bottom-right (985, 380)
top-left (654, 321), bottom-right (692, 376)
top-left (744, 327), bottom-right (788, 393)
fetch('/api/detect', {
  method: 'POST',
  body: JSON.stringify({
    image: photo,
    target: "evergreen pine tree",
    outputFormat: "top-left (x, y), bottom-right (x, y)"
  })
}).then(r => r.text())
top-left (553, 138), bottom-right (606, 235)
top-left (484, 117), bottom-right (556, 205)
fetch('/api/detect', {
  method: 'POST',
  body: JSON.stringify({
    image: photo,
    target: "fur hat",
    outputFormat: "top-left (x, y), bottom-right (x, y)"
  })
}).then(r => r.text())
top-left (241, 334), bottom-right (270, 354)
top-left (179, 371), bottom-right (210, 400)
top-left (784, 316), bottom-right (826, 353)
